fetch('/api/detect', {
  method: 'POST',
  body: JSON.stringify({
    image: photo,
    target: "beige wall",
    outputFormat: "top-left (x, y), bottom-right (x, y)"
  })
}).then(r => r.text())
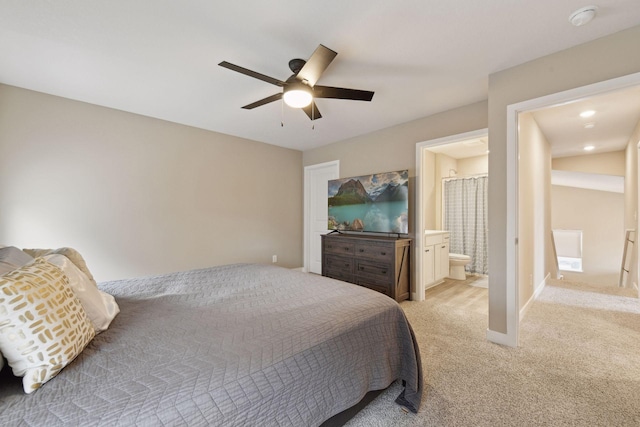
top-left (488, 25), bottom-right (640, 335)
top-left (303, 101), bottom-right (488, 182)
top-left (422, 149), bottom-right (437, 230)
top-left (457, 154), bottom-right (488, 176)
top-left (517, 113), bottom-right (553, 309)
top-left (552, 150), bottom-right (625, 175)
top-left (435, 153), bottom-right (457, 230)
top-left (0, 84), bottom-right (303, 281)
top-left (552, 185), bottom-right (624, 285)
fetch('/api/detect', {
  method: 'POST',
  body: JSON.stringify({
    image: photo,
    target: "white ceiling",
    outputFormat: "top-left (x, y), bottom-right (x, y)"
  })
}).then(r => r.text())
top-left (1, 1), bottom-right (640, 151)
top-left (532, 85), bottom-right (640, 158)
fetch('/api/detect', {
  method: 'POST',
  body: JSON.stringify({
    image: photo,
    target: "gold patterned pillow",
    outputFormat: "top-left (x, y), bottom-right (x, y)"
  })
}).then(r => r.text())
top-left (0, 258), bottom-right (95, 393)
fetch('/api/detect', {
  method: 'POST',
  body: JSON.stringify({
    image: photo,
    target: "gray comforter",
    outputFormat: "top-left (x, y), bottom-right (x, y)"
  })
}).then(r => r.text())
top-left (0, 264), bottom-right (422, 426)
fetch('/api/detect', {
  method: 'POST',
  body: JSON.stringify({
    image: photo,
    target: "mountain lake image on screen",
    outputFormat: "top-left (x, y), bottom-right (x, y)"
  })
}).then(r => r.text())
top-left (328, 170), bottom-right (409, 234)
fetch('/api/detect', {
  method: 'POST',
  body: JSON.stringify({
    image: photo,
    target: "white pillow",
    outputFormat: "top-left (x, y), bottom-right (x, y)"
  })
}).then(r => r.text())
top-left (0, 258), bottom-right (95, 393)
top-left (44, 254), bottom-right (119, 334)
top-left (22, 247), bottom-right (97, 288)
top-left (0, 246), bottom-right (34, 275)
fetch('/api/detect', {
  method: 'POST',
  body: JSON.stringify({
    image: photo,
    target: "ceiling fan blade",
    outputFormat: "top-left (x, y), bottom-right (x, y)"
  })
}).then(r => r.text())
top-left (296, 45), bottom-right (337, 87)
top-left (219, 61), bottom-right (285, 87)
top-left (302, 102), bottom-right (322, 120)
top-left (242, 93), bottom-right (283, 109)
top-left (313, 85), bottom-right (374, 101)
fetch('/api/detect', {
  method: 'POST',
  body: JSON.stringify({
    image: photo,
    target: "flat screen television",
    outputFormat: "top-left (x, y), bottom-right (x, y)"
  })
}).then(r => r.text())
top-left (328, 169), bottom-right (409, 234)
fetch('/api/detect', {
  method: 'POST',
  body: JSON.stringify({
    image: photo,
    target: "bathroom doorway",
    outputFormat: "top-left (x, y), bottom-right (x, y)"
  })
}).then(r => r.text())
top-left (415, 129), bottom-right (489, 302)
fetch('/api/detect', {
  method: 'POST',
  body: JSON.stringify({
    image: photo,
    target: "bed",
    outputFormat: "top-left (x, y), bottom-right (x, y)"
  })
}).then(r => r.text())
top-left (0, 260), bottom-right (422, 426)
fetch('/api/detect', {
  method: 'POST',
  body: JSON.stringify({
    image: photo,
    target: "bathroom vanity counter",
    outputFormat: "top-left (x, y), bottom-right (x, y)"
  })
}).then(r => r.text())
top-left (423, 230), bottom-right (450, 288)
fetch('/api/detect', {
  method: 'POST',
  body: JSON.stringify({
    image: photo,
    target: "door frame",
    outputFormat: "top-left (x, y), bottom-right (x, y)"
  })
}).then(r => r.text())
top-left (502, 70), bottom-right (640, 347)
top-left (414, 128), bottom-right (488, 301)
top-left (303, 160), bottom-right (340, 273)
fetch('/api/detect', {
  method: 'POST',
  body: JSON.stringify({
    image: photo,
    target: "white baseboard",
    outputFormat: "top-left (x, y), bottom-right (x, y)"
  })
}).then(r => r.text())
top-left (425, 279), bottom-right (446, 290)
top-left (519, 273), bottom-right (549, 321)
top-left (486, 329), bottom-right (517, 347)
top-left (291, 267), bottom-right (305, 272)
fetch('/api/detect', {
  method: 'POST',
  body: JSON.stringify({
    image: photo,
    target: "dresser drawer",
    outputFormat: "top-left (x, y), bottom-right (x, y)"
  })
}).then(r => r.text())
top-left (355, 277), bottom-right (390, 296)
top-left (324, 254), bottom-right (354, 273)
top-left (326, 269), bottom-right (354, 283)
top-left (355, 242), bottom-right (393, 262)
top-left (355, 260), bottom-right (392, 282)
top-left (324, 240), bottom-right (356, 256)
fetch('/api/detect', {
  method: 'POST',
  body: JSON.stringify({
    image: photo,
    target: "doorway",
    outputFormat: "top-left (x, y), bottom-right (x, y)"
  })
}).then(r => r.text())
top-left (415, 128), bottom-right (488, 301)
top-left (505, 71), bottom-right (640, 346)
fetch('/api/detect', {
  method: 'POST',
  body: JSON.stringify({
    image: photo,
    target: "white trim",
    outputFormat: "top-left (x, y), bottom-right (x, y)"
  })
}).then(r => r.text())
top-left (496, 105), bottom-right (521, 348)
top-left (415, 129), bottom-right (488, 301)
top-left (505, 70), bottom-right (640, 347)
top-left (508, 72), bottom-right (640, 115)
top-left (485, 329), bottom-right (513, 347)
top-left (303, 160), bottom-right (339, 274)
top-left (519, 272), bottom-right (549, 321)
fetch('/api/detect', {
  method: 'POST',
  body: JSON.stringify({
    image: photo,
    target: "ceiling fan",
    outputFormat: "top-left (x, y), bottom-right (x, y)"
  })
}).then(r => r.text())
top-left (219, 44), bottom-right (374, 120)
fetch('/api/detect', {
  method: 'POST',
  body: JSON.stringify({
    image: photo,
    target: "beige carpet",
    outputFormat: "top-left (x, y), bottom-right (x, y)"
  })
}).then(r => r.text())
top-left (345, 280), bottom-right (640, 426)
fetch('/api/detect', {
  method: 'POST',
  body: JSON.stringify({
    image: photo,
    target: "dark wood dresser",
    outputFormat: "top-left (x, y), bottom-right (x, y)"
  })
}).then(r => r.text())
top-left (321, 233), bottom-right (412, 302)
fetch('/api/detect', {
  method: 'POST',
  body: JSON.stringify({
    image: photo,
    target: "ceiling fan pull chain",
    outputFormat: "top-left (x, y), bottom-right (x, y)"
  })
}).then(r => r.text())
top-left (281, 99), bottom-right (284, 127)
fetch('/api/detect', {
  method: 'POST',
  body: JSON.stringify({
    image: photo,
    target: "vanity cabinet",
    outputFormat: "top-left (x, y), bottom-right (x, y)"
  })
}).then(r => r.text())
top-left (321, 233), bottom-right (412, 302)
top-left (424, 231), bottom-right (449, 288)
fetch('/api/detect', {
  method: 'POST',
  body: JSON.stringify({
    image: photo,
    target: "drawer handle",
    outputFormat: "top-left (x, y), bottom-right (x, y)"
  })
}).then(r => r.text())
top-left (441, 245), bottom-right (446, 249)
top-left (381, 270), bottom-right (387, 274)
top-left (425, 249), bottom-right (430, 253)
top-left (344, 263), bottom-right (350, 267)
top-left (359, 249), bottom-right (364, 252)
top-left (380, 252), bottom-right (386, 256)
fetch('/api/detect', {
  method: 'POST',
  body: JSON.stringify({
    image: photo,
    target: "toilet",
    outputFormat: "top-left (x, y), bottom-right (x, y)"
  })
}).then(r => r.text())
top-left (448, 253), bottom-right (472, 280)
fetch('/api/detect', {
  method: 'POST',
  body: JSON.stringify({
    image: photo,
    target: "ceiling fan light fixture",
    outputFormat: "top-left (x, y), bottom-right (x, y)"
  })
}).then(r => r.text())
top-left (283, 83), bottom-right (313, 108)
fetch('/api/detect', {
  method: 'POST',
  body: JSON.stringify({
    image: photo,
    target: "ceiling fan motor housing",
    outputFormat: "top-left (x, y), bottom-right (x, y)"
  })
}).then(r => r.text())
top-left (288, 58), bottom-right (306, 74)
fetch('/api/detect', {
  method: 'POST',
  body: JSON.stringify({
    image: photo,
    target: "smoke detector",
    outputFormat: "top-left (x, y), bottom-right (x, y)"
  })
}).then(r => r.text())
top-left (569, 6), bottom-right (598, 26)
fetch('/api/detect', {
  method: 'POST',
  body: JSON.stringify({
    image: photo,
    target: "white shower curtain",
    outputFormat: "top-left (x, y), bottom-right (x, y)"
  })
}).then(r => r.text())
top-left (443, 176), bottom-right (488, 275)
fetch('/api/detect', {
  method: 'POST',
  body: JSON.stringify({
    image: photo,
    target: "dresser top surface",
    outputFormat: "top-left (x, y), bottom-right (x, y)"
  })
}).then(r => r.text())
top-left (322, 233), bottom-right (411, 243)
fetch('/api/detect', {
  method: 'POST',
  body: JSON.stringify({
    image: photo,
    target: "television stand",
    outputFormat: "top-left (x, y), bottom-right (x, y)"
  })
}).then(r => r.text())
top-left (321, 233), bottom-right (412, 302)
